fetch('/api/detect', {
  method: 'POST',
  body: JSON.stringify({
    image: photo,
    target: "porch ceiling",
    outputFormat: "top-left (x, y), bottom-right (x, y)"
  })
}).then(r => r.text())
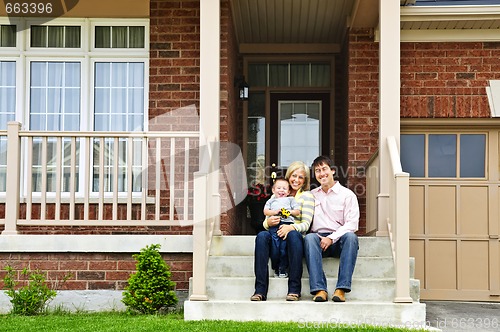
top-left (230, 0), bottom-right (500, 53)
top-left (230, 0), bottom-right (378, 53)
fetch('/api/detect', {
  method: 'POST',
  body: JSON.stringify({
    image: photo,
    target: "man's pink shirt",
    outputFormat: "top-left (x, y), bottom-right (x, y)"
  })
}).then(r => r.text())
top-left (310, 181), bottom-right (360, 243)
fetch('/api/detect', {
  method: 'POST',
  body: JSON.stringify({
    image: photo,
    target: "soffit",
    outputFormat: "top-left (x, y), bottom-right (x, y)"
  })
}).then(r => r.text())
top-left (401, 5), bottom-right (500, 31)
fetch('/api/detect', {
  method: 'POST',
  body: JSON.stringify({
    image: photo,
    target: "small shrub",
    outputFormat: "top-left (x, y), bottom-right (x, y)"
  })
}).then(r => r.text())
top-left (3, 266), bottom-right (57, 315)
top-left (122, 243), bottom-right (178, 314)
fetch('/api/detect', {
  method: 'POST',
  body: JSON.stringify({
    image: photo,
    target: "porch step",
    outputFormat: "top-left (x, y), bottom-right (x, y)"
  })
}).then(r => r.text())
top-left (207, 256), bottom-right (415, 279)
top-left (184, 235), bottom-right (426, 325)
top-left (210, 235), bottom-right (393, 257)
top-left (196, 276), bottom-right (421, 302)
top-left (184, 300), bottom-right (426, 325)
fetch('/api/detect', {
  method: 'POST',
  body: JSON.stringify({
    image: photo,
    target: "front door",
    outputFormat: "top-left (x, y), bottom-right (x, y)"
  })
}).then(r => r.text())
top-left (268, 93), bottom-right (330, 183)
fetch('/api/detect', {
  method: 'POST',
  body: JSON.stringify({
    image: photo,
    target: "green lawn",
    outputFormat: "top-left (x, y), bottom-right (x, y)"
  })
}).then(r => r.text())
top-left (0, 312), bottom-right (423, 332)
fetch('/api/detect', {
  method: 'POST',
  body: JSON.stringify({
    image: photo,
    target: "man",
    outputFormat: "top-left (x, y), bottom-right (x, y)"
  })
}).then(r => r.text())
top-left (304, 156), bottom-right (359, 302)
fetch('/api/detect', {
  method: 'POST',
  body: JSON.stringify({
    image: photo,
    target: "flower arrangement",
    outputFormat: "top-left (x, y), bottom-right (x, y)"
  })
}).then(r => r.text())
top-left (246, 182), bottom-right (272, 203)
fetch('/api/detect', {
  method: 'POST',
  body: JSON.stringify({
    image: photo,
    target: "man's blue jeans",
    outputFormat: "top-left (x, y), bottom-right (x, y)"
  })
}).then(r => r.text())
top-left (304, 232), bottom-right (358, 294)
top-left (254, 230), bottom-right (304, 298)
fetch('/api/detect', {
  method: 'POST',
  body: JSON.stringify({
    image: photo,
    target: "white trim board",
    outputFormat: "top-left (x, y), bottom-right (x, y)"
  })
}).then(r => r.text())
top-left (0, 235), bottom-right (193, 253)
top-left (486, 80), bottom-right (500, 117)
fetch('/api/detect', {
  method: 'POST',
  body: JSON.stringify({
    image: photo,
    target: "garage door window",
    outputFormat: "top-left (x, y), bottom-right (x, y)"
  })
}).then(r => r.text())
top-left (401, 133), bottom-right (486, 178)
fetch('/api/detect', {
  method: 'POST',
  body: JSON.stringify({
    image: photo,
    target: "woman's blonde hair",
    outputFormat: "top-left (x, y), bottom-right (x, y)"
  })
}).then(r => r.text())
top-left (285, 161), bottom-right (311, 191)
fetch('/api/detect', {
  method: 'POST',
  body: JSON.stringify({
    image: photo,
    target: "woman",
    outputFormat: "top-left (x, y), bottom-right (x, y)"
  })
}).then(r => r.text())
top-left (250, 161), bottom-right (315, 301)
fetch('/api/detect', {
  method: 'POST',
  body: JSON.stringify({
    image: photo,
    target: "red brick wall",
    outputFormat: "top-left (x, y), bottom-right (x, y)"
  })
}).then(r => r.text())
top-left (401, 41), bottom-right (500, 118)
top-left (0, 252), bottom-right (192, 291)
top-left (149, 0), bottom-right (200, 129)
top-left (219, 0), bottom-right (244, 235)
top-left (347, 28), bottom-right (380, 235)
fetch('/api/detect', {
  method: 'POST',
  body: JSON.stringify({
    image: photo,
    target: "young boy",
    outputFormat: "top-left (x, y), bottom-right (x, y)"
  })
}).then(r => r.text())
top-left (263, 177), bottom-right (300, 278)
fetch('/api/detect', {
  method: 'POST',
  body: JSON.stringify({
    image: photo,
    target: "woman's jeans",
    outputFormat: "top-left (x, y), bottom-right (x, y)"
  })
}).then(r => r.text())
top-left (304, 232), bottom-right (358, 294)
top-left (254, 230), bottom-right (304, 297)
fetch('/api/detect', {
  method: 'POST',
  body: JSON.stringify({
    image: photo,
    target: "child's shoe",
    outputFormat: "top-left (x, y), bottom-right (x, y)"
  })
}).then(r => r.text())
top-left (278, 268), bottom-right (288, 278)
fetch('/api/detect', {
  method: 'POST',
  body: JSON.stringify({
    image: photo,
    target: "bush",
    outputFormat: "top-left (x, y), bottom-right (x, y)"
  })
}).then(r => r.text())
top-left (3, 266), bottom-right (57, 315)
top-left (122, 244), bottom-right (178, 314)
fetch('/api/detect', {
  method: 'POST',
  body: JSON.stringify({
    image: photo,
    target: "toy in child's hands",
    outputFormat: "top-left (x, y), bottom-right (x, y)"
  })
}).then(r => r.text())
top-left (278, 208), bottom-right (291, 218)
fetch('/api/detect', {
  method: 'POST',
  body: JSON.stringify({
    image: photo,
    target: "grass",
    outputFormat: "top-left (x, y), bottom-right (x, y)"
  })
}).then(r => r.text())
top-left (0, 311), bottom-right (424, 332)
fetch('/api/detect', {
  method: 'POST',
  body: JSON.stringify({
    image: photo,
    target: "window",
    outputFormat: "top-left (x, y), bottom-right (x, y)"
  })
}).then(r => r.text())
top-left (0, 61), bottom-right (16, 127)
top-left (248, 62), bottom-right (330, 88)
top-left (94, 62), bottom-right (144, 132)
top-left (30, 25), bottom-right (81, 48)
top-left (0, 61), bottom-right (16, 191)
top-left (279, 101), bottom-right (321, 166)
top-left (30, 62), bottom-right (81, 131)
top-left (95, 26), bottom-right (145, 48)
top-left (401, 133), bottom-right (486, 178)
top-left (0, 25), bottom-right (16, 47)
top-left (1, 18), bottom-right (149, 194)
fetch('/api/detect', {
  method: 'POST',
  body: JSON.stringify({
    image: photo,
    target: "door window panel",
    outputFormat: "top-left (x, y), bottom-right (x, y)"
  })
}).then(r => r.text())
top-left (248, 62), bottom-right (331, 88)
top-left (311, 63), bottom-right (330, 87)
top-left (247, 92), bottom-right (266, 184)
top-left (248, 64), bottom-right (267, 87)
top-left (269, 64), bottom-right (288, 87)
top-left (279, 101), bottom-right (320, 167)
top-left (290, 64), bottom-right (308, 87)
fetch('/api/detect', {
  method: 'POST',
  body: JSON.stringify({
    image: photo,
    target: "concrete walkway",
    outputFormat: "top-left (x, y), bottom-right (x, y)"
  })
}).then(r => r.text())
top-left (424, 301), bottom-right (500, 331)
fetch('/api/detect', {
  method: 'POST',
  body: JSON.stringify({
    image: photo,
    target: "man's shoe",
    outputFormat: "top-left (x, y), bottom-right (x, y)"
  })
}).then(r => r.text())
top-left (312, 290), bottom-right (328, 302)
top-left (332, 289), bottom-right (346, 302)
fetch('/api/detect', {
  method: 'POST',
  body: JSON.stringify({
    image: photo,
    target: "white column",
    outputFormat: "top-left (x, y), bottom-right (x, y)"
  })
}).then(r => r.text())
top-left (190, 0), bottom-right (221, 301)
top-left (200, 0), bottom-right (221, 233)
top-left (377, 0), bottom-right (401, 236)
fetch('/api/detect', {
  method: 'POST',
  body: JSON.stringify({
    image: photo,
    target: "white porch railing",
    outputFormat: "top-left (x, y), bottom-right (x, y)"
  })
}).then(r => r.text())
top-left (0, 121), bottom-right (201, 233)
top-left (386, 135), bottom-right (413, 303)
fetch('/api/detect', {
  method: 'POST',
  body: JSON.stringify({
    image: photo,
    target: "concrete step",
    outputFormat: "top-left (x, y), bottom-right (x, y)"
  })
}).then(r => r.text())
top-left (207, 256), bottom-right (416, 279)
top-left (192, 276), bottom-right (421, 302)
top-left (184, 234), bottom-right (424, 325)
top-left (210, 235), bottom-right (393, 257)
top-left (184, 300), bottom-right (427, 326)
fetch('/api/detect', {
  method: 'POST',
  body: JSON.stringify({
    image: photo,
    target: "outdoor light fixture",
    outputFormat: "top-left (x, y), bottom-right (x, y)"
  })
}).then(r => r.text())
top-left (234, 75), bottom-right (249, 101)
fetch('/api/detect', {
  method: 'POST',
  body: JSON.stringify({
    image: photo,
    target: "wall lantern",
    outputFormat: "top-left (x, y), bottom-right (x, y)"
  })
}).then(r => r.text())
top-left (234, 75), bottom-right (249, 101)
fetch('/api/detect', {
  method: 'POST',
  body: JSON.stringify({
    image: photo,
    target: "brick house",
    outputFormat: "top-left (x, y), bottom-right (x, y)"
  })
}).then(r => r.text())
top-left (0, 0), bottom-right (499, 321)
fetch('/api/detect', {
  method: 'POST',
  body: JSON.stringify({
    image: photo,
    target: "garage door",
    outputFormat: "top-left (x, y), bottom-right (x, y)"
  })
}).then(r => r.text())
top-left (402, 126), bottom-right (500, 301)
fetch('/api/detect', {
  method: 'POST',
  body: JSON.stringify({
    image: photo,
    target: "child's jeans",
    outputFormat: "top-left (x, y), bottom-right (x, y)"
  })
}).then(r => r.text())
top-left (269, 221), bottom-right (293, 273)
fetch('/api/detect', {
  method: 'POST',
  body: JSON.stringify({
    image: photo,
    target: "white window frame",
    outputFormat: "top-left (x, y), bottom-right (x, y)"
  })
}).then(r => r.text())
top-left (0, 17), bottom-right (149, 200)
